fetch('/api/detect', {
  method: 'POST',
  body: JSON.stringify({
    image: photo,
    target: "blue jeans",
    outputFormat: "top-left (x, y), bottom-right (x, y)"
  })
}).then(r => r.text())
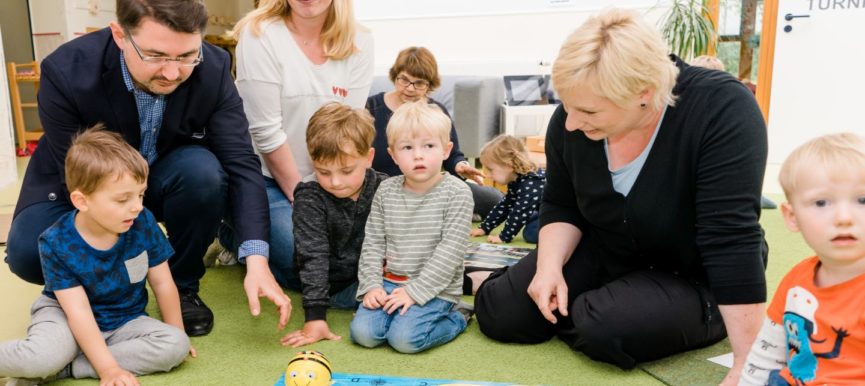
top-left (349, 281), bottom-right (467, 353)
top-left (330, 281), bottom-right (360, 309)
top-left (6, 146), bottom-right (226, 292)
top-left (219, 177), bottom-right (298, 290)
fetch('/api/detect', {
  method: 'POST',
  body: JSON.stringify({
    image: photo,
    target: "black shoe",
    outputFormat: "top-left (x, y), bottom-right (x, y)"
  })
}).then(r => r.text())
top-left (454, 301), bottom-right (474, 325)
top-left (179, 291), bottom-right (214, 336)
top-left (463, 266), bottom-right (500, 295)
top-left (761, 196), bottom-right (778, 210)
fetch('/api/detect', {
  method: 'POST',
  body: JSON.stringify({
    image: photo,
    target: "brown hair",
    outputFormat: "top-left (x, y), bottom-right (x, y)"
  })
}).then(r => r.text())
top-left (117, 0), bottom-right (208, 34)
top-left (65, 125), bottom-right (149, 195)
top-left (388, 47), bottom-right (441, 92)
top-left (479, 135), bottom-right (537, 175)
top-left (306, 103), bottom-right (375, 163)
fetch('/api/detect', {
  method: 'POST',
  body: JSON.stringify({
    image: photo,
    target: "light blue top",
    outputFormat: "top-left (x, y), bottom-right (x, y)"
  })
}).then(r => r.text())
top-left (605, 107), bottom-right (667, 196)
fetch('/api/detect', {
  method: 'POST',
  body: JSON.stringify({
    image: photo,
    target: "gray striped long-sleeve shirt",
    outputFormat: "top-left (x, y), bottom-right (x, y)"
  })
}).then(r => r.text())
top-left (356, 174), bottom-right (473, 305)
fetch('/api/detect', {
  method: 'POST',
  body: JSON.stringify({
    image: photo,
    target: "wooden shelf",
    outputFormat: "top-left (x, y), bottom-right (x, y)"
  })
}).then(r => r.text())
top-left (7, 61), bottom-right (43, 152)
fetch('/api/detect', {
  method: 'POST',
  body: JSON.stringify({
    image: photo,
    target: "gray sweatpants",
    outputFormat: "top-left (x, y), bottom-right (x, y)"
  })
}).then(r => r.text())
top-left (0, 295), bottom-right (189, 380)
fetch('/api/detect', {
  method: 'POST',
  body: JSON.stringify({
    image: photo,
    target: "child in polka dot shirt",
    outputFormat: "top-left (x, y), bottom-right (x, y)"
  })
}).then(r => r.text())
top-left (471, 135), bottom-right (545, 244)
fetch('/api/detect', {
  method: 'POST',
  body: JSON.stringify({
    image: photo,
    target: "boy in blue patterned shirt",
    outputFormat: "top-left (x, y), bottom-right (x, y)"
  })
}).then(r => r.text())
top-left (0, 128), bottom-right (193, 385)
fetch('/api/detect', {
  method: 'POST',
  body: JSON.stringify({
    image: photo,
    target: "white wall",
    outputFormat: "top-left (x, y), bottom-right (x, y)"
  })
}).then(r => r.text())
top-left (356, 2), bottom-right (667, 76)
top-left (29, 0), bottom-right (113, 60)
top-left (29, 0), bottom-right (67, 39)
top-left (28, 0), bottom-right (252, 45)
top-left (0, 27), bottom-right (17, 190)
top-left (30, 0), bottom-right (114, 41)
top-left (28, 0), bottom-right (669, 75)
top-left (63, 0), bottom-right (115, 37)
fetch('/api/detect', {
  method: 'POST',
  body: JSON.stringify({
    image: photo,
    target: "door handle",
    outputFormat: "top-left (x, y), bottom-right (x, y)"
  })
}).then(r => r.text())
top-left (785, 13), bottom-right (810, 21)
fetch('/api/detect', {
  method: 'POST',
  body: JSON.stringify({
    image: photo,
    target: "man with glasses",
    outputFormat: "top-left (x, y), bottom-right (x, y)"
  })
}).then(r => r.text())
top-left (5, 0), bottom-right (291, 337)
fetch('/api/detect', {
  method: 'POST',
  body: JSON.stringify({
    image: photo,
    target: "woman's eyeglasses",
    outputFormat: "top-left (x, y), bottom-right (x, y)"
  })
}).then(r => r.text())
top-left (396, 76), bottom-right (430, 91)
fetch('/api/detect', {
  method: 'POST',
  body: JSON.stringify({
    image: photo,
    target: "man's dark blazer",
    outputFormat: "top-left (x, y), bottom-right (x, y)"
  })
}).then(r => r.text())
top-left (16, 27), bottom-right (269, 244)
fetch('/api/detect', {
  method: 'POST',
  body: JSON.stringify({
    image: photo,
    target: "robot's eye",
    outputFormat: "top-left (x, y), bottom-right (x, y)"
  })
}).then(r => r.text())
top-left (307, 371), bottom-right (316, 379)
top-left (289, 370), bottom-right (297, 378)
top-left (785, 320), bottom-right (798, 335)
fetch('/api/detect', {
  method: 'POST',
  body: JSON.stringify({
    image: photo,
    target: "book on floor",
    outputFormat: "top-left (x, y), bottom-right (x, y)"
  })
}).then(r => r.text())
top-left (464, 242), bottom-right (533, 269)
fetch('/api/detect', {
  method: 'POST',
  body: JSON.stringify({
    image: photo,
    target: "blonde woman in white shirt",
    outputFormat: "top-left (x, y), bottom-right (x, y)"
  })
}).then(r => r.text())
top-left (220, 0), bottom-right (374, 290)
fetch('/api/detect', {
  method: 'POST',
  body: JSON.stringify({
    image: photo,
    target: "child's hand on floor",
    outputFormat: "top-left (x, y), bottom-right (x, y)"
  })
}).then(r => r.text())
top-left (384, 287), bottom-right (416, 315)
top-left (99, 366), bottom-right (139, 386)
top-left (470, 228), bottom-right (486, 237)
top-left (281, 320), bottom-right (342, 348)
top-left (362, 288), bottom-right (388, 309)
top-left (487, 234), bottom-right (503, 244)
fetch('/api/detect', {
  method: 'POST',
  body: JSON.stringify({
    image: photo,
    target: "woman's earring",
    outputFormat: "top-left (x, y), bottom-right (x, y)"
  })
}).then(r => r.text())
top-left (640, 103), bottom-right (647, 109)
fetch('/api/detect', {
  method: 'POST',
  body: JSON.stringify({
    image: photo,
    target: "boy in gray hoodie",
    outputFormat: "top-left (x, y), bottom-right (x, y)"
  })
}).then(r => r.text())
top-left (280, 103), bottom-right (388, 348)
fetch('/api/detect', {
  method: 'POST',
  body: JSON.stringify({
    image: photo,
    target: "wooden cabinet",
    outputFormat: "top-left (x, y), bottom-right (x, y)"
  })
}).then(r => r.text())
top-left (7, 61), bottom-right (43, 153)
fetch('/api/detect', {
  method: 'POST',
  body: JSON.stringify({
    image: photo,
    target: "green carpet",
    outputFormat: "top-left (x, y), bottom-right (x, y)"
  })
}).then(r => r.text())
top-left (49, 196), bottom-right (808, 386)
top-left (50, 266), bottom-right (659, 386)
top-left (639, 195), bottom-right (810, 385)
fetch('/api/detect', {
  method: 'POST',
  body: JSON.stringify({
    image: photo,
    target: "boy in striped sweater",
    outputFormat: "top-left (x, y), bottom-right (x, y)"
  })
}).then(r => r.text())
top-left (350, 101), bottom-right (474, 353)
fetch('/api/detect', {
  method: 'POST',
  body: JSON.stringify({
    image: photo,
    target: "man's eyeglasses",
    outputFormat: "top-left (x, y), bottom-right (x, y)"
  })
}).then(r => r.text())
top-left (125, 30), bottom-right (203, 67)
top-left (396, 76), bottom-right (430, 91)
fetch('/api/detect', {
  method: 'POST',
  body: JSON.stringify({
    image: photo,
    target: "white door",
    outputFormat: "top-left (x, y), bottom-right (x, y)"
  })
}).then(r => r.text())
top-left (765, 0), bottom-right (865, 191)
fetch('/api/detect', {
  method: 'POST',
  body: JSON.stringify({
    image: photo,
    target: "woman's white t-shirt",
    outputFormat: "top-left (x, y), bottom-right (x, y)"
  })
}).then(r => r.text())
top-left (235, 19), bottom-right (374, 178)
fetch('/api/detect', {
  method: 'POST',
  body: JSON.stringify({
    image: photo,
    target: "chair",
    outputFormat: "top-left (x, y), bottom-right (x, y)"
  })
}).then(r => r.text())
top-left (7, 61), bottom-right (43, 153)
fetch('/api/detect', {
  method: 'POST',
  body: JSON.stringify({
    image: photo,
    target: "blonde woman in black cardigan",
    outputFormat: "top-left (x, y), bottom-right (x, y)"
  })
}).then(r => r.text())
top-left (474, 9), bottom-right (767, 386)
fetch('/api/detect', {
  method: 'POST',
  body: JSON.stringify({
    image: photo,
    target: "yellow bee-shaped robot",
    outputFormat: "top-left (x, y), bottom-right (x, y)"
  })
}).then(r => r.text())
top-left (285, 351), bottom-right (332, 386)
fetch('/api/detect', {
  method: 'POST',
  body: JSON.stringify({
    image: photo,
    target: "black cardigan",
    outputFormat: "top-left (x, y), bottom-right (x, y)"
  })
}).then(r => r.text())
top-left (540, 58), bottom-right (768, 305)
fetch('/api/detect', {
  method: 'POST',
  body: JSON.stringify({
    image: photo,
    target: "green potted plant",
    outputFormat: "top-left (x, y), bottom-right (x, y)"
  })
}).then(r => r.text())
top-left (657, 0), bottom-right (717, 61)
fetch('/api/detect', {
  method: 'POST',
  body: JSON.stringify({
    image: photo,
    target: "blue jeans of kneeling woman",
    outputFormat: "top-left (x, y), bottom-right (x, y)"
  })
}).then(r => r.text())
top-left (218, 177), bottom-right (298, 289)
top-left (350, 281), bottom-right (467, 353)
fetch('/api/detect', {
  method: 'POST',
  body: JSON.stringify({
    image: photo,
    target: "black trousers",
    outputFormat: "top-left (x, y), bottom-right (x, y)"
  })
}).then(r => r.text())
top-left (5, 145), bottom-right (227, 292)
top-left (467, 182), bottom-right (503, 219)
top-left (474, 239), bottom-right (727, 369)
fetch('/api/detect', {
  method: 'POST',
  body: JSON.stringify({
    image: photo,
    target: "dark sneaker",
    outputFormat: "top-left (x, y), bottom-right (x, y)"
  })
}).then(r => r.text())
top-left (203, 241), bottom-right (237, 267)
top-left (454, 301), bottom-right (475, 324)
top-left (761, 196), bottom-right (778, 209)
top-left (180, 291), bottom-right (214, 336)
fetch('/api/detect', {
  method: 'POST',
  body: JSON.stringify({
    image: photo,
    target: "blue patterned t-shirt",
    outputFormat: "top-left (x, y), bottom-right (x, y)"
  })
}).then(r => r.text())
top-left (39, 208), bottom-right (174, 331)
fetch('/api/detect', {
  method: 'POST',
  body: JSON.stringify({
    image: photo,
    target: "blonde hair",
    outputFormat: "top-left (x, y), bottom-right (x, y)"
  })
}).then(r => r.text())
top-left (388, 47), bottom-right (441, 92)
top-left (479, 135), bottom-right (537, 175)
top-left (552, 8), bottom-right (679, 111)
top-left (386, 101), bottom-right (451, 148)
top-left (65, 125), bottom-right (149, 195)
top-left (690, 55), bottom-right (725, 71)
top-left (232, 0), bottom-right (360, 60)
top-left (307, 102), bottom-right (375, 163)
top-left (779, 133), bottom-right (865, 200)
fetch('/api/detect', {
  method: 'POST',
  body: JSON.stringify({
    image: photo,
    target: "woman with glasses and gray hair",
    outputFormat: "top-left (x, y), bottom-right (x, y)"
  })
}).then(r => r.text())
top-left (473, 8), bottom-right (768, 385)
top-left (366, 47), bottom-right (504, 221)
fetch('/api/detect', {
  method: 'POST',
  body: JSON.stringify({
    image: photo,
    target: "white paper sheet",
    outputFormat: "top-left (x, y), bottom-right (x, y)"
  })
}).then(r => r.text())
top-left (707, 352), bottom-right (734, 368)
